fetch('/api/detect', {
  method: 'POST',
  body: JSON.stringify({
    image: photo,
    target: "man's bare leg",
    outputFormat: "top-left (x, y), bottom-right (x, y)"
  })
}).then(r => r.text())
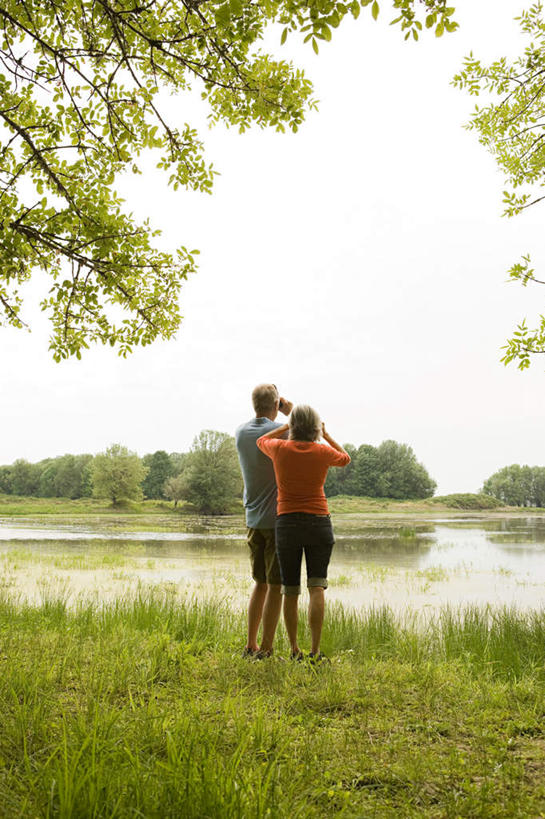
top-left (283, 594), bottom-right (300, 654)
top-left (246, 582), bottom-right (267, 652)
top-left (260, 584), bottom-right (282, 653)
top-left (308, 586), bottom-right (325, 655)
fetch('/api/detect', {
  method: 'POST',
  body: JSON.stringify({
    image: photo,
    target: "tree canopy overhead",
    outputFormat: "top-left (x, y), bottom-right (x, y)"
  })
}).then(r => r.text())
top-left (0, 0), bottom-right (455, 360)
top-left (453, 3), bottom-right (545, 369)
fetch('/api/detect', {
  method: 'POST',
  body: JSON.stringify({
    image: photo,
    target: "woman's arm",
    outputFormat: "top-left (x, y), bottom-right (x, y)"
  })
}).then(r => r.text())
top-left (322, 424), bottom-right (349, 455)
top-left (259, 423), bottom-right (289, 440)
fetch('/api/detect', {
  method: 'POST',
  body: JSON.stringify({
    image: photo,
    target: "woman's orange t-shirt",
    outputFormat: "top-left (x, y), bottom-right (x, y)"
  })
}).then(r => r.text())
top-left (256, 438), bottom-right (351, 516)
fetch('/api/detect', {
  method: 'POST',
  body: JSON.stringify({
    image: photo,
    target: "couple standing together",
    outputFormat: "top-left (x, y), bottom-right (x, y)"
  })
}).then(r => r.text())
top-left (235, 383), bottom-right (351, 661)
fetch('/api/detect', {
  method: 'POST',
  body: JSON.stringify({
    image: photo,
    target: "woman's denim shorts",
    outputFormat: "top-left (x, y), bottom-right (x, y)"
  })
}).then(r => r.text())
top-left (275, 512), bottom-right (335, 596)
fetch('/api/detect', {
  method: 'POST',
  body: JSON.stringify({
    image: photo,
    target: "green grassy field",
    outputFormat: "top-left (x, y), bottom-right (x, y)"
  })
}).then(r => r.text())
top-left (2, 591), bottom-right (545, 817)
top-left (0, 495), bottom-right (197, 516)
top-left (0, 492), bottom-right (539, 520)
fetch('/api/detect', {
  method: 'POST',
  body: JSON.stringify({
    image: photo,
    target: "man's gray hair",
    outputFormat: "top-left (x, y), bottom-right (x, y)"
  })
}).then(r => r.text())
top-left (289, 404), bottom-right (321, 442)
top-left (252, 383), bottom-right (279, 416)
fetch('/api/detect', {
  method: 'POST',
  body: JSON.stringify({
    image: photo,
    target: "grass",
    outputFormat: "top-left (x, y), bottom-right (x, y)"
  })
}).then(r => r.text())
top-left (0, 495), bottom-right (162, 516)
top-left (325, 494), bottom-right (544, 515)
top-left (3, 493), bottom-right (543, 522)
top-left (0, 494), bottom-right (245, 518)
top-left (330, 573), bottom-right (352, 586)
top-left (360, 565), bottom-right (391, 583)
top-left (415, 566), bottom-right (450, 583)
top-left (2, 592), bottom-right (545, 816)
top-left (327, 495), bottom-right (439, 514)
top-left (1, 549), bottom-right (142, 571)
top-left (432, 493), bottom-right (505, 510)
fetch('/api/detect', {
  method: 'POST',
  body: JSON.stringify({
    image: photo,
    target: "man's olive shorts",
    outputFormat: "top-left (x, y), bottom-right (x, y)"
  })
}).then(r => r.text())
top-left (247, 527), bottom-right (282, 585)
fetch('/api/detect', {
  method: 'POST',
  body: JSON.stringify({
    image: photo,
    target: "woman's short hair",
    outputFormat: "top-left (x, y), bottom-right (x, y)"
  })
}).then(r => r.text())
top-left (252, 383), bottom-right (279, 416)
top-left (289, 404), bottom-right (321, 442)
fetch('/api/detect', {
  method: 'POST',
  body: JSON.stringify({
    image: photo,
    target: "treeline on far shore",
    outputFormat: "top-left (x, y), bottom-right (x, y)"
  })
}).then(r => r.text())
top-left (0, 435), bottom-right (438, 514)
top-left (0, 433), bottom-right (240, 514)
top-left (1, 432), bottom-right (543, 513)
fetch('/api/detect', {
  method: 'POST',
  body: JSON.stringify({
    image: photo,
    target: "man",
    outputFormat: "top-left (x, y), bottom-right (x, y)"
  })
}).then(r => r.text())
top-left (235, 383), bottom-right (293, 658)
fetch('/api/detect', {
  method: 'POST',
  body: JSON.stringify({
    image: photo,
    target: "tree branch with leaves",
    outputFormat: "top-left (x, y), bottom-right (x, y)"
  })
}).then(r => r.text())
top-left (0, 0), bottom-right (456, 360)
top-left (453, 3), bottom-right (545, 370)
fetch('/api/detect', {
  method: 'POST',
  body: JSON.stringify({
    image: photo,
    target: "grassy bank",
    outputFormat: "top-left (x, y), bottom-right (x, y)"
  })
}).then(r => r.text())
top-left (2, 593), bottom-right (545, 817)
top-left (327, 493), bottom-right (537, 514)
top-left (1, 493), bottom-right (542, 520)
top-left (0, 495), bottom-right (204, 517)
top-left (0, 495), bottom-right (245, 533)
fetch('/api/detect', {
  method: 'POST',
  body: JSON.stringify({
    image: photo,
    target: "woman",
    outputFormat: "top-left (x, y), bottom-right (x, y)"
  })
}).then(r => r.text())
top-left (257, 405), bottom-right (350, 661)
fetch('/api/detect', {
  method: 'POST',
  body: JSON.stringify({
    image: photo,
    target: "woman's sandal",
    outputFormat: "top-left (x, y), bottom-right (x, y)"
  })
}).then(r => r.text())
top-left (308, 652), bottom-right (330, 665)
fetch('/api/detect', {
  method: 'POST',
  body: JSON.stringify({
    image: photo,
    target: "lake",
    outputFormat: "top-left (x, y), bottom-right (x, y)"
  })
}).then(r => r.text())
top-left (1, 514), bottom-right (545, 613)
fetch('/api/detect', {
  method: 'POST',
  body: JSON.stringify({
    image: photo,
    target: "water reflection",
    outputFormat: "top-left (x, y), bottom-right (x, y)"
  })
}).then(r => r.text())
top-left (0, 526), bottom-right (244, 542)
top-left (0, 536), bottom-right (248, 561)
top-left (1, 517), bottom-right (545, 569)
top-left (0, 515), bottom-right (545, 607)
top-left (433, 516), bottom-right (545, 536)
top-left (335, 536), bottom-right (434, 569)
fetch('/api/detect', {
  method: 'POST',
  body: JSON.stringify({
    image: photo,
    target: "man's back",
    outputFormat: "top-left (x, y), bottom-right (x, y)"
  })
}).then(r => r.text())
top-left (235, 417), bottom-right (282, 529)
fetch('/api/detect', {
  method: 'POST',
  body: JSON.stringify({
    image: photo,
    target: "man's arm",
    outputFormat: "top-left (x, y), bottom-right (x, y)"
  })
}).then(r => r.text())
top-left (260, 423), bottom-right (289, 440)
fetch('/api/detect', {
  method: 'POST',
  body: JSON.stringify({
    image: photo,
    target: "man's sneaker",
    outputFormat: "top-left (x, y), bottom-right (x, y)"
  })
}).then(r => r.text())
top-left (308, 652), bottom-right (330, 665)
top-left (290, 650), bottom-right (305, 662)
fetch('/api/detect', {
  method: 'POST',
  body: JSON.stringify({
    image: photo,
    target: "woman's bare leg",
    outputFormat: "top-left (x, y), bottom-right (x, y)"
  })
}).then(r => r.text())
top-left (283, 594), bottom-right (300, 653)
top-left (308, 586), bottom-right (325, 655)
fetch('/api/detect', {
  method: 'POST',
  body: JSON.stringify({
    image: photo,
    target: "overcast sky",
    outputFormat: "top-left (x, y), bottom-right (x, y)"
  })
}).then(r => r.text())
top-left (2, 0), bottom-right (544, 494)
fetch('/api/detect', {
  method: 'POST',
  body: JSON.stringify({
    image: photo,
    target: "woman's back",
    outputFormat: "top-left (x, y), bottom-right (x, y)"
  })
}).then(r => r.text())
top-left (256, 438), bottom-right (350, 515)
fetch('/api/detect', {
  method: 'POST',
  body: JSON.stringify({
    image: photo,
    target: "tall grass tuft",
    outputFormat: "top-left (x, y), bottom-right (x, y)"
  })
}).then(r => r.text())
top-left (438, 605), bottom-right (545, 678)
top-left (321, 601), bottom-right (545, 679)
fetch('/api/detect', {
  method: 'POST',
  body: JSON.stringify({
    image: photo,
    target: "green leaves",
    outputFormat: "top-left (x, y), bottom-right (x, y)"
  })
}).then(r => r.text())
top-left (0, 0), bottom-right (459, 360)
top-left (92, 444), bottom-right (148, 503)
top-left (183, 430), bottom-right (242, 514)
top-left (500, 255), bottom-right (545, 369)
top-left (508, 254), bottom-right (535, 287)
top-left (501, 317), bottom-right (545, 370)
top-left (483, 463), bottom-right (545, 505)
top-left (215, 4), bottom-right (231, 27)
top-left (454, 7), bottom-right (545, 368)
top-left (388, 0), bottom-right (457, 40)
top-left (326, 439), bottom-right (436, 499)
top-left (293, 0), bottom-right (454, 55)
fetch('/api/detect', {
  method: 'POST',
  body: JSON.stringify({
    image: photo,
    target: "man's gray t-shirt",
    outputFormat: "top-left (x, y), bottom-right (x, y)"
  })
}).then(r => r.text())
top-left (235, 417), bottom-right (283, 529)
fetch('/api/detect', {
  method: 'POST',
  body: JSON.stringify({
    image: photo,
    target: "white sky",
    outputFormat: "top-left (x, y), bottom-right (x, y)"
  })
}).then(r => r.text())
top-left (2, 0), bottom-right (544, 494)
